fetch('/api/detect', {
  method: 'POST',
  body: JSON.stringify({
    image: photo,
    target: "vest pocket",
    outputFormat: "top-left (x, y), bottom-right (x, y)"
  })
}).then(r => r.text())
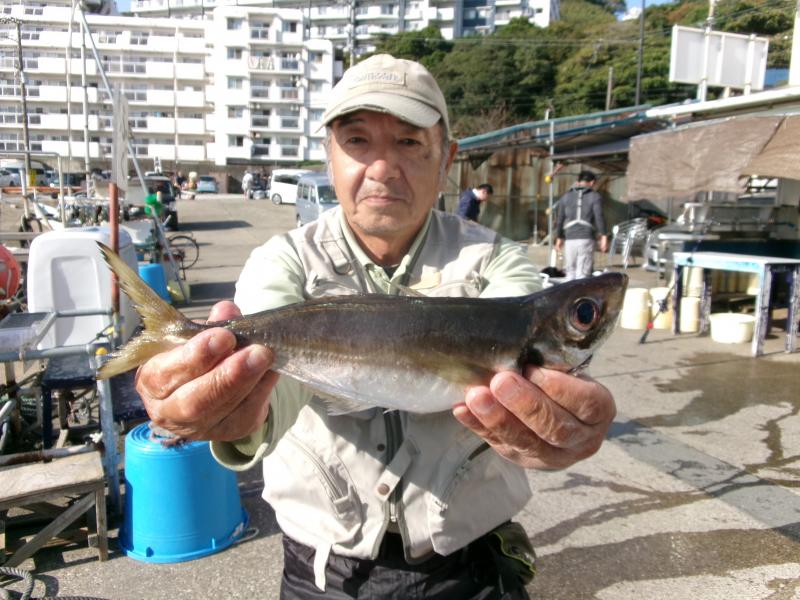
top-left (425, 437), bottom-right (532, 555)
top-left (264, 431), bottom-right (364, 545)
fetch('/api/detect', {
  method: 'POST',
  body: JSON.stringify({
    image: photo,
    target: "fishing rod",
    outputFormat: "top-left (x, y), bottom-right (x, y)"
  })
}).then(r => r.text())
top-left (639, 218), bottom-right (718, 344)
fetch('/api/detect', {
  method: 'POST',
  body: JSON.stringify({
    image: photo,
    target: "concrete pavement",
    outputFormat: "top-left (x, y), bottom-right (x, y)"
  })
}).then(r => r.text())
top-left (2, 194), bottom-right (799, 599)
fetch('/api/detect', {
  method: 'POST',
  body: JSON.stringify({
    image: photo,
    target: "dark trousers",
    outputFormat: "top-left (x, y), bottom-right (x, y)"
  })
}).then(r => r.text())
top-left (280, 533), bottom-right (530, 600)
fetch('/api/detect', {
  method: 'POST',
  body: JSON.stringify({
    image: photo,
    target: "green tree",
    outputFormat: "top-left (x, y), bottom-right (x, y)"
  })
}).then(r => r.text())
top-left (368, 0), bottom-right (794, 135)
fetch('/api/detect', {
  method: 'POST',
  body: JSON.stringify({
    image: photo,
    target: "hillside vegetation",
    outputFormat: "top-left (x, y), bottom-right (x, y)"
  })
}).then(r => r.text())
top-left (370, 0), bottom-right (796, 137)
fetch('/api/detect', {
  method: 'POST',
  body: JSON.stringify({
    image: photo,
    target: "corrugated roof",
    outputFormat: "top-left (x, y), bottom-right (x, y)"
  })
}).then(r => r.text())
top-left (456, 105), bottom-right (668, 161)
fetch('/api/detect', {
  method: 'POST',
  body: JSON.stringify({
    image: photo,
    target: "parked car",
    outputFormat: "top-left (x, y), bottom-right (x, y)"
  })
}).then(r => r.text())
top-left (295, 172), bottom-right (339, 227)
top-left (124, 175), bottom-right (180, 230)
top-left (267, 168), bottom-right (312, 205)
top-left (0, 168), bottom-right (13, 187)
top-left (49, 172), bottom-right (86, 189)
top-left (196, 175), bottom-right (218, 194)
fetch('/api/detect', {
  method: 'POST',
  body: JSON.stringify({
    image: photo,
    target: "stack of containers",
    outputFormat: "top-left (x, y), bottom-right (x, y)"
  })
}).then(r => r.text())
top-left (620, 288), bottom-right (650, 329)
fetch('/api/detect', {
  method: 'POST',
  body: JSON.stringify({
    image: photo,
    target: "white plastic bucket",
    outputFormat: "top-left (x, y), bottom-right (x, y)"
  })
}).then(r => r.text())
top-left (649, 287), bottom-right (673, 329)
top-left (710, 313), bottom-right (755, 344)
top-left (679, 297), bottom-right (701, 333)
top-left (620, 288), bottom-right (650, 330)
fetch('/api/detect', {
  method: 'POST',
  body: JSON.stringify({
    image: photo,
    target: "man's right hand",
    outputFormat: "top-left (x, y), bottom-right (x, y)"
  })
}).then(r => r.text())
top-left (554, 238), bottom-right (563, 251)
top-left (134, 301), bottom-right (278, 442)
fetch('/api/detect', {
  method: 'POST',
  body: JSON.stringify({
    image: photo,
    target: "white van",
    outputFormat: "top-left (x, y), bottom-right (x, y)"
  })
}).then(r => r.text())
top-left (0, 159), bottom-right (49, 186)
top-left (295, 172), bottom-right (339, 227)
top-left (267, 168), bottom-right (312, 205)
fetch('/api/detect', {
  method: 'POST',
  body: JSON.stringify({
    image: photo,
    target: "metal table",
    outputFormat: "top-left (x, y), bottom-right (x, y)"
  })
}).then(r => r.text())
top-left (0, 309), bottom-right (124, 514)
top-left (672, 251), bottom-right (800, 356)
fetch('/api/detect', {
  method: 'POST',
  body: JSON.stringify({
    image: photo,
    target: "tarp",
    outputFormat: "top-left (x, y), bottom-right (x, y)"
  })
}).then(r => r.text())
top-left (625, 115), bottom-right (783, 201)
top-left (741, 115), bottom-right (800, 181)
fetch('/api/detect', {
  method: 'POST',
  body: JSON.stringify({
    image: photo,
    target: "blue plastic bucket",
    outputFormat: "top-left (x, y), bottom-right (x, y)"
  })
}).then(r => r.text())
top-left (120, 422), bottom-right (248, 563)
top-left (138, 263), bottom-right (170, 302)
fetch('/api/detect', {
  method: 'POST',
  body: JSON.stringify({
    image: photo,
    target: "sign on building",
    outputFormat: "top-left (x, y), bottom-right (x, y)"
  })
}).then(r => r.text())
top-left (670, 25), bottom-right (769, 93)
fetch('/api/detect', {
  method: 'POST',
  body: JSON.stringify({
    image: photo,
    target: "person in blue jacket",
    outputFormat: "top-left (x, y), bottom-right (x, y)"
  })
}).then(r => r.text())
top-left (456, 183), bottom-right (493, 221)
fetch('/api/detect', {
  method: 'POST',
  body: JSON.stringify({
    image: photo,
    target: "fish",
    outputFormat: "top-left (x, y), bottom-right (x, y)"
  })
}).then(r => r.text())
top-left (96, 242), bottom-right (627, 413)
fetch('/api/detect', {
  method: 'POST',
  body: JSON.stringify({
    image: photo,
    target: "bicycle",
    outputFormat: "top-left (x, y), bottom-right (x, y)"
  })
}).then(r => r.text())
top-left (166, 233), bottom-right (199, 273)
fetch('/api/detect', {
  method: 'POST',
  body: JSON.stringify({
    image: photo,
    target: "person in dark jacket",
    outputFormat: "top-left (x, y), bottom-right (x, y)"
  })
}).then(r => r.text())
top-left (554, 171), bottom-right (608, 280)
top-left (456, 183), bottom-right (493, 221)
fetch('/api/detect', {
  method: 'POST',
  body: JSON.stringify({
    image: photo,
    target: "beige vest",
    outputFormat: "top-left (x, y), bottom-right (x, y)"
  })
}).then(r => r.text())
top-left (260, 209), bottom-right (533, 590)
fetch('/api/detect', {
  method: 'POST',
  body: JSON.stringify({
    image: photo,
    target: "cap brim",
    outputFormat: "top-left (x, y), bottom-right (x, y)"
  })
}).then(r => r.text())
top-left (321, 92), bottom-right (442, 131)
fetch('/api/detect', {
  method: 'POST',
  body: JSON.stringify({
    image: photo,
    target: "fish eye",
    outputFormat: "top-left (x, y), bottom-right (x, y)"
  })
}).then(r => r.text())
top-left (570, 298), bottom-right (600, 332)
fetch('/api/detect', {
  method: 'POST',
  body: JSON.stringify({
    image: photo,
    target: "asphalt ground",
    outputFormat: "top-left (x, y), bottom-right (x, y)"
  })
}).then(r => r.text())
top-left (1, 193), bottom-right (799, 599)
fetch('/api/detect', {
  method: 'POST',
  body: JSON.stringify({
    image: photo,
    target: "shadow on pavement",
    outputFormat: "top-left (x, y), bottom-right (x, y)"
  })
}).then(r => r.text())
top-left (180, 220), bottom-right (251, 231)
top-left (189, 281), bottom-right (236, 304)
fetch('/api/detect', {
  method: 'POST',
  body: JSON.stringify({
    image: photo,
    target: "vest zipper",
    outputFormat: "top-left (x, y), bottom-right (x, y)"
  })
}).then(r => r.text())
top-left (286, 432), bottom-right (347, 502)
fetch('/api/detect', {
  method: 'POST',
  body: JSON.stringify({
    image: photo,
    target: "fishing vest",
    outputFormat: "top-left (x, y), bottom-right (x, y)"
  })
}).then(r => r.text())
top-left (259, 208), bottom-right (533, 591)
top-left (563, 188), bottom-right (595, 232)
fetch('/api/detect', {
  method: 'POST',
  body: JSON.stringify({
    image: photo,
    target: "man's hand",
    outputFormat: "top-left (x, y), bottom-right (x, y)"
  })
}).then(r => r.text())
top-left (135, 301), bottom-right (278, 442)
top-left (453, 366), bottom-right (615, 470)
top-left (554, 238), bottom-right (563, 252)
top-left (598, 235), bottom-right (609, 253)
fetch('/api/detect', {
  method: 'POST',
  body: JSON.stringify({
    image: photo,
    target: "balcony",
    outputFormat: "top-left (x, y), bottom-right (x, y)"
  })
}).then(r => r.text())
top-left (280, 117), bottom-right (299, 130)
top-left (279, 88), bottom-right (299, 101)
top-left (251, 144), bottom-right (271, 157)
top-left (251, 88), bottom-right (270, 99)
top-left (280, 60), bottom-right (300, 72)
top-left (251, 117), bottom-right (272, 128)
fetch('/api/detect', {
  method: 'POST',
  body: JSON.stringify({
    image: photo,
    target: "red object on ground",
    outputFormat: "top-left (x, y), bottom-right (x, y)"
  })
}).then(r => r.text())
top-left (0, 245), bottom-right (21, 299)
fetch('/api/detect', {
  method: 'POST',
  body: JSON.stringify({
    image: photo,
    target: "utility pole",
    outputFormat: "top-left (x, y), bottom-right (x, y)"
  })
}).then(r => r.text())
top-left (634, 0), bottom-right (644, 105)
top-left (697, 0), bottom-right (717, 101)
top-left (606, 66), bottom-right (614, 110)
top-left (1, 16), bottom-right (33, 217)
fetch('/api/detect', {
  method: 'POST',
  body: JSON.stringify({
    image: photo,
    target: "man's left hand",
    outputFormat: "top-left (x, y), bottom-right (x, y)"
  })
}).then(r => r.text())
top-left (453, 367), bottom-right (615, 470)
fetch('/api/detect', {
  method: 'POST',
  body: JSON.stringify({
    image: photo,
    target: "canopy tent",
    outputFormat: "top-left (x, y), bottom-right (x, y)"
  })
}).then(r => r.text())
top-left (625, 115), bottom-right (784, 201)
top-left (741, 115), bottom-right (800, 181)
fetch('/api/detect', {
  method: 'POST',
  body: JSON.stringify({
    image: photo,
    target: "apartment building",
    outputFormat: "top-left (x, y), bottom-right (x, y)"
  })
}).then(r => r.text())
top-left (131, 0), bottom-right (560, 57)
top-left (0, 0), bottom-right (336, 171)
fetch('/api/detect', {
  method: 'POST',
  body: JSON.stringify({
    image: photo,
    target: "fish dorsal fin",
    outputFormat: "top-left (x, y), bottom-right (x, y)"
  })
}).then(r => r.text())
top-left (389, 280), bottom-right (426, 297)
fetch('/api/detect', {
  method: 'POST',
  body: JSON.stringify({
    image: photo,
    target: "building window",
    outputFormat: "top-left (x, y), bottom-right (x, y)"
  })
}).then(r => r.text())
top-left (229, 135), bottom-right (245, 147)
top-left (228, 77), bottom-right (244, 90)
top-left (227, 18), bottom-right (243, 30)
top-left (381, 4), bottom-right (396, 15)
top-left (309, 109), bottom-right (324, 122)
top-left (130, 32), bottom-right (149, 46)
top-left (228, 106), bottom-right (244, 118)
top-left (283, 21), bottom-right (298, 33)
top-left (227, 47), bottom-right (242, 60)
top-left (309, 51), bottom-right (324, 64)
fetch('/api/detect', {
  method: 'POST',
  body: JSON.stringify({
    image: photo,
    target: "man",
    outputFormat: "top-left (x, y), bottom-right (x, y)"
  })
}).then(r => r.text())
top-left (242, 170), bottom-right (254, 200)
top-left (457, 182), bottom-right (493, 221)
top-left (555, 171), bottom-right (608, 280)
top-left (134, 55), bottom-right (615, 599)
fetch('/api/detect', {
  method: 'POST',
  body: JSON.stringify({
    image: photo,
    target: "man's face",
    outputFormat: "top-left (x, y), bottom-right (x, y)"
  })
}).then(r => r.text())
top-left (476, 188), bottom-right (491, 202)
top-left (328, 111), bottom-right (455, 243)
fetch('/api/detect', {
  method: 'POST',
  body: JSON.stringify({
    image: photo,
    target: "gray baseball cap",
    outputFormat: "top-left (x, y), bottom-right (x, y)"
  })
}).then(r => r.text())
top-left (321, 54), bottom-right (450, 137)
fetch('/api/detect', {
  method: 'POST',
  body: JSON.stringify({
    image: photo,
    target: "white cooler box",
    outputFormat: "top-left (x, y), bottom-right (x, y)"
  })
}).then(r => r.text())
top-left (27, 227), bottom-right (141, 349)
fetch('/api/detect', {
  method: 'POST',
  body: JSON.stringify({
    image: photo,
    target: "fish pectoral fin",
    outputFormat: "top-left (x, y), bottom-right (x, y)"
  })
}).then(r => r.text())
top-left (417, 350), bottom-right (496, 387)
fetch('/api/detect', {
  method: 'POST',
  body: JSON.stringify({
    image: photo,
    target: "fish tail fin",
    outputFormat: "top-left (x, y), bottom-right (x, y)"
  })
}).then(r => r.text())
top-left (96, 242), bottom-right (197, 379)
